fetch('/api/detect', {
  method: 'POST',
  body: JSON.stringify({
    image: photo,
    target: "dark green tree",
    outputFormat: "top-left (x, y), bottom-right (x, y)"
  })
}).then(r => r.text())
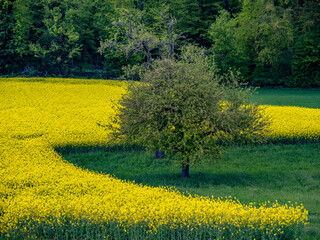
top-left (209, 0), bottom-right (294, 85)
top-left (100, 8), bottom-right (159, 79)
top-left (100, 8), bottom-right (185, 79)
top-left (0, 0), bottom-right (16, 74)
top-left (291, 0), bottom-right (320, 87)
top-left (28, 0), bottom-right (82, 74)
top-left (208, 10), bottom-right (240, 74)
top-left (12, 0), bottom-right (46, 72)
top-left (197, 0), bottom-right (242, 46)
top-left (236, 0), bottom-right (293, 84)
top-left (11, 0), bottom-right (117, 75)
top-left (66, 0), bottom-right (114, 72)
top-left (168, 0), bottom-right (202, 42)
top-left (112, 45), bottom-right (267, 178)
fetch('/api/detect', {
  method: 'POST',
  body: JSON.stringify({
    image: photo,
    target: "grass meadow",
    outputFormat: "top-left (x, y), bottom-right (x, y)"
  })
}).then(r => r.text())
top-left (251, 88), bottom-right (320, 109)
top-left (1, 78), bottom-right (319, 239)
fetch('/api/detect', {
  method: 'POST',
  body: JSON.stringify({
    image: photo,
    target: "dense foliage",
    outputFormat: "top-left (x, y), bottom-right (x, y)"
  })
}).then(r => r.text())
top-left (0, 0), bottom-right (319, 86)
top-left (112, 46), bottom-right (267, 178)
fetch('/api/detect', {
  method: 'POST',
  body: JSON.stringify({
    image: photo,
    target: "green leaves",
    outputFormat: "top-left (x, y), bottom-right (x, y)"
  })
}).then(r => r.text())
top-left (209, 0), bottom-right (295, 85)
top-left (113, 45), bottom-right (267, 175)
top-left (0, 0), bottom-right (318, 87)
top-left (0, 0), bottom-right (16, 73)
top-left (291, 0), bottom-right (320, 87)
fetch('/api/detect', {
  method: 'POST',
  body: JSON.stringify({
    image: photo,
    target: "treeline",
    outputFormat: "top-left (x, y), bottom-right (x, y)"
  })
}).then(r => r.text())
top-left (0, 0), bottom-right (319, 87)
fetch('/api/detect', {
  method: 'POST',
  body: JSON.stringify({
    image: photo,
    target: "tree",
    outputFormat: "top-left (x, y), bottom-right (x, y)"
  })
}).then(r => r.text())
top-left (12, 0), bottom-right (114, 75)
top-left (208, 0), bottom-right (294, 85)
top-left (291, 0), bottom-right (320, 87)
top-left (168, 0), bottom-right (202, 42)
top-left (0, 0), bottom-right (16, 74)
top-left (12, 0), bottom-right (46, 72)
top-left (99, 7), bottom-right (185, 79)
top-left (28, 0), bottom-right (82, 74)
top-left (112, 45), bottom-right (267, 178)
top-left (99, 8), bottom-right (159, 79)
top-left (234, 0), bottom-right (294, 84)
top-left (66, 0), bottom-right (113, 71)
top-left (198, 0), bottom-right (242, 46)
top-left (208, 10), bottom-right (240, 74)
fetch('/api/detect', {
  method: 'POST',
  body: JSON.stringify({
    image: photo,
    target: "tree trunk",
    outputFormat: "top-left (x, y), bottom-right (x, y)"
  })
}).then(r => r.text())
top-left (181, 161), bottom-right (190, 178)
top-left (225, 0), bottom-right (229, 11)
top-left (154, 150), bottom-right (165, 159)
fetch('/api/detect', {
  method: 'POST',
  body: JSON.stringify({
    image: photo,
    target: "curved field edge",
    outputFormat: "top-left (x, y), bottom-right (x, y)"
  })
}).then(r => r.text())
top-left (0, 138), bottom-right (308, 239)
top-left (63, 143), bottom-right (320, 239)
top-left (0, 77), bottom-right (315, 239)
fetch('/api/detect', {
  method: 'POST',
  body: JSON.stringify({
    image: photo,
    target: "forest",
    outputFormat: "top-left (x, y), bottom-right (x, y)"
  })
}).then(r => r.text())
top-left (0, 0), bottom-right (319, 87)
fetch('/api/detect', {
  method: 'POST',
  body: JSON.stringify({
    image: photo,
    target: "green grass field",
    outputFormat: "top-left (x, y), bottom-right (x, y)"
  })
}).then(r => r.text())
top-left (63, 88), bottom-right (320, 239)
top-left (251, 88), bottom-right (320, 108)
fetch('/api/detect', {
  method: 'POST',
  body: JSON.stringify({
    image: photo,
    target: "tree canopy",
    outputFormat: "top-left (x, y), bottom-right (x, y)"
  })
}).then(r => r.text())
top-left (112, 46), bottom-right (268, 178)
top-left (0, 0), bottom-right (319, 87)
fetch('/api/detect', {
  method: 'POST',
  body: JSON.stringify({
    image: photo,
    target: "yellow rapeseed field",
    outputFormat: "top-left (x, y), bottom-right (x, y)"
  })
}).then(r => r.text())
top-left (265, 105), bottom-right (320, 143)
top-left (0, 77), bottom-right (313, 239)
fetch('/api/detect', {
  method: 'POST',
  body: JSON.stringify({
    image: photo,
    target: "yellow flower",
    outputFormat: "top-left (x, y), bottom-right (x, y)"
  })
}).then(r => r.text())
top-left (0, 78), bottom-right (310, 238)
